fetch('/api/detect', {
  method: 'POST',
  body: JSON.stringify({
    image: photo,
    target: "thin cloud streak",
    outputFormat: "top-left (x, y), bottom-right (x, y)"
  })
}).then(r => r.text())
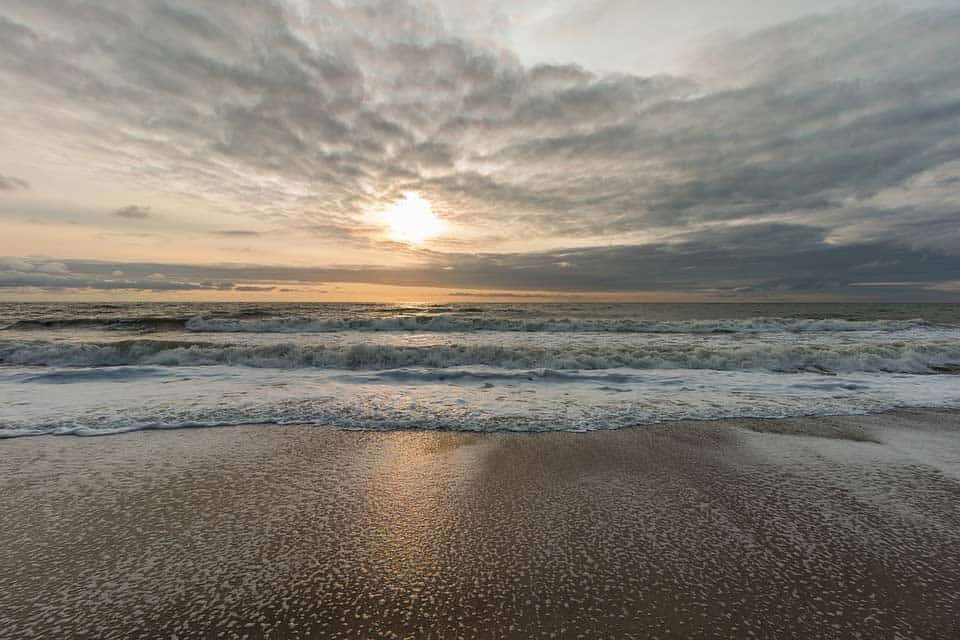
top-left (112, 205), bottom-right (153, 219)
top-left (0, 174), bottom-right (29, 191)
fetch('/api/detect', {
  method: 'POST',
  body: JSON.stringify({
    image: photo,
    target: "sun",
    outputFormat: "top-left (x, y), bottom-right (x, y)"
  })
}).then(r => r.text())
top-left (383, 192), bottom-right (443, 244)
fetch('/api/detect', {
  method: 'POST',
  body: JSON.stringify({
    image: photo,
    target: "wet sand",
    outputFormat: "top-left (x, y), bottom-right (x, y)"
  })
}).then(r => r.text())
top-left (2, 409), bottom-right (959, 639)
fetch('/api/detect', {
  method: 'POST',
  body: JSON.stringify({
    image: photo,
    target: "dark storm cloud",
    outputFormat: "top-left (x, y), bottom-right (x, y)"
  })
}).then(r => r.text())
top-left (0, 2), bottom-right (959, 296)
top-left (0, 174), bottom-right (29, 191)
top-left (113, 205), bottom-right (153, 219)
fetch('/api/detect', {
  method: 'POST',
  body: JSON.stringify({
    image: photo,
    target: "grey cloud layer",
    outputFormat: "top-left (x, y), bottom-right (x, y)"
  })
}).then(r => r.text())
top-left (1, 1), bottom-right (959, 295)
top-left (4, 221), bottom-right (959, 298)
top-left (0, 258), bottom-right (234, 291)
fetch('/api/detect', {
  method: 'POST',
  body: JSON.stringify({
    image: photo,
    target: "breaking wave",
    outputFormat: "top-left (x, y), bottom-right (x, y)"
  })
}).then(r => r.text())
top-left (3, 339), bottom-right (960, 374)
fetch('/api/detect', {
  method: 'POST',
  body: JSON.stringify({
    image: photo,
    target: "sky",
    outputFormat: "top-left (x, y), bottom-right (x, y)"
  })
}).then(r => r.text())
top-left (1, 0), bottom-right (959, 301)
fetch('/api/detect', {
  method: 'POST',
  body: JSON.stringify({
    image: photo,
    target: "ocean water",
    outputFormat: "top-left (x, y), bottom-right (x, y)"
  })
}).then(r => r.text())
top-left (1, 302), bottom-right (959, 437)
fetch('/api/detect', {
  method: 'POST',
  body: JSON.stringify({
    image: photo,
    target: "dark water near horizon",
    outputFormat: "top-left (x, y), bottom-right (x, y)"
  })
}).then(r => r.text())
top-left (2, 302), bottom-right (960, 437)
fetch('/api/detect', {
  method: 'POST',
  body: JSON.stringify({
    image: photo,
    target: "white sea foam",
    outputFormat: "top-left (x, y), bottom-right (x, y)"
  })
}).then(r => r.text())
top-left (2, 365), bottom-right (960, 437)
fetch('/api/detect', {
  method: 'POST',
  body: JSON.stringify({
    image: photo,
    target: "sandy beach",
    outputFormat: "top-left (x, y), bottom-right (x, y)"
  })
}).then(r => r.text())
top-left (5, 0), bottom-right (960, 636)
top-left (2, 410), bottom-right (959, 639)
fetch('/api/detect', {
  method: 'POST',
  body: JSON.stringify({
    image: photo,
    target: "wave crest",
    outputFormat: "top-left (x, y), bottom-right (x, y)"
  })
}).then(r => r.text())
top-left (3, 339), bottom-right (959, 374)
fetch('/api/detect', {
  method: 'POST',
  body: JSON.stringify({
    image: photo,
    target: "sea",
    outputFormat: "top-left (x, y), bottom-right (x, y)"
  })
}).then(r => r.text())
top-left (1, 302), bottom-right (960, 437)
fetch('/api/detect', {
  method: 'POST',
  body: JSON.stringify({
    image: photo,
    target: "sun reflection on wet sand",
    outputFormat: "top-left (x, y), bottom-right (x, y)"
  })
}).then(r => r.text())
top-left (356, 432), bottom-right (493, 588)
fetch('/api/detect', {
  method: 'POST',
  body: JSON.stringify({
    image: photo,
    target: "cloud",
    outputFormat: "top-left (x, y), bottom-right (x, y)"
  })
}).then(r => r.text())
top-left (0, 257), bottom-right (233, 291)
top-left (0, 173), bottom-right (29, 191)
top-left (3, 223), bottom-right (960, 299)
top-left (215, 229), bottom-right (261, 237)
top-left (34, 261), bottom-right (68, 274)
top-left (112, 205), bottom-right (152, 219)
top-left (0, 2), bottom-right (958, 296)
top-left (0, 257), bottom-right (35, 271)
top-left (448, 291), bottom-right (568, 299)
top-left (233, 285), bottom-right (276, 292)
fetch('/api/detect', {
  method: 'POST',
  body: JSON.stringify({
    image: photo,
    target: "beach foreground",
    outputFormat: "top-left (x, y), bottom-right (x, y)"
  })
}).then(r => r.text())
top-left (2, 410), bottom-right (959, 639)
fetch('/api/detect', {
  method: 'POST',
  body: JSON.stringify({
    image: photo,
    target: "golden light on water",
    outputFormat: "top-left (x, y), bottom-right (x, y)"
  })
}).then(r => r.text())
top-left (383, 192), bottom-right (443, 244)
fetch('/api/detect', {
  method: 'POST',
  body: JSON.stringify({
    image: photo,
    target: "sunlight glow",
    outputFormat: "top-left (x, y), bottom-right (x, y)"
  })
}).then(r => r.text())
top-left (383, 192), bottom-right (443, 244)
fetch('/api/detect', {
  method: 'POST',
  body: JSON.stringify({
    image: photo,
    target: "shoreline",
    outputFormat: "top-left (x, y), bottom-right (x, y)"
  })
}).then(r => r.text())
top-left (2, 408), bottom-right (959, 638)
top-left (3, 403), bottom-right (960, 439)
